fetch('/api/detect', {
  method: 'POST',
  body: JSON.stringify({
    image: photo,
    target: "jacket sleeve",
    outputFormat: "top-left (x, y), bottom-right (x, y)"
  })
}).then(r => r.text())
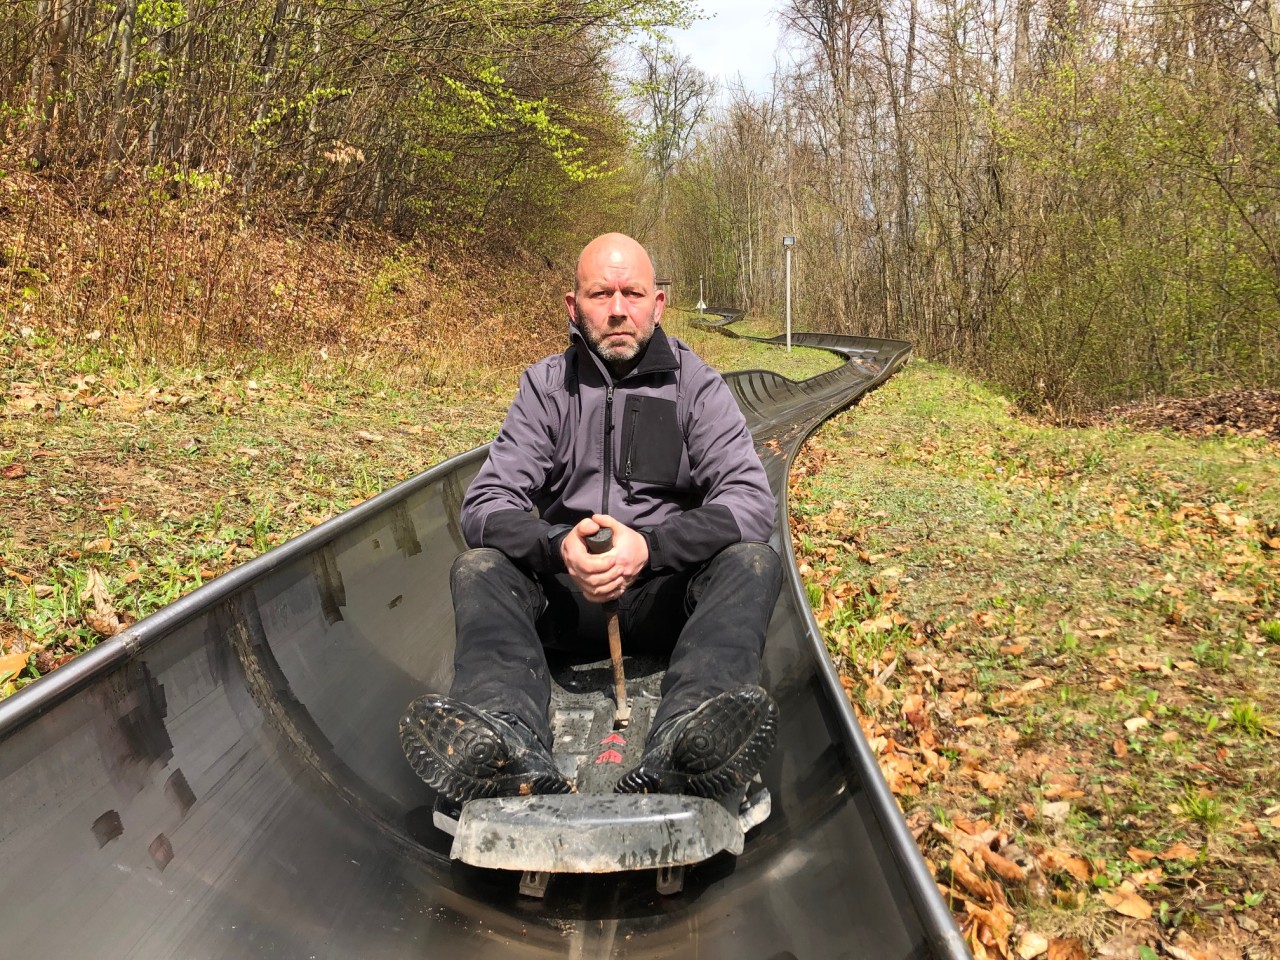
top-left (642, 362), bottom-right (776, 571)
top-left (460, 366), bottom-right (568, 573)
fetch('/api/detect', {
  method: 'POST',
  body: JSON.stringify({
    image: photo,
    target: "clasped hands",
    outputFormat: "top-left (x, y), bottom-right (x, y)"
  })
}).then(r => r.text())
top-left (560, 514), bottom-right (649, 604)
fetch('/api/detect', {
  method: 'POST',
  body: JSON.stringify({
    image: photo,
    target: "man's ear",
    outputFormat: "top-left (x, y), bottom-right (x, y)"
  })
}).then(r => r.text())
top-left (564, 291), bottom-right (578, 324)
top-left (653, 288), bottom-right (666, 323)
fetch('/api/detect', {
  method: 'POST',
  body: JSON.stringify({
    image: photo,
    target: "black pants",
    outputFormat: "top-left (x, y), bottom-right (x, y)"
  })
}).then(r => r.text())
top-left (448, 542), bottom-right (783, 748)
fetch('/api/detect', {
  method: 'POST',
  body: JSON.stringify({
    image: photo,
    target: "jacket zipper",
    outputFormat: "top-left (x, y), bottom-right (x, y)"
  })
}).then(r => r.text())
top-left (602, 384), bottom-right (614, 515)
top-left (623, 405), bottom-right (639, 504)
top-left (624, 406), bottom-right (638, 478)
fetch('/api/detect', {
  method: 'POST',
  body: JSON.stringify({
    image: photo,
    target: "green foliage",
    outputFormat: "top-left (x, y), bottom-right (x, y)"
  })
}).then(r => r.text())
top-left (1177, 787), bottom-right (1226, 833)
top-left (441, 67), bottom-right (604, 184)
top-left (145, 162), bottom-right (228, 195)
top-left (5, 0), bottom-right (698, 248)
top-left (137, 0), bottom-right (186, 31)
top-left (989, 45), bottom-right (1280, 410)
top-left (1225, 700), bottom-right (1267, 738)
top-left (246, 87), bottom-right (353, 138)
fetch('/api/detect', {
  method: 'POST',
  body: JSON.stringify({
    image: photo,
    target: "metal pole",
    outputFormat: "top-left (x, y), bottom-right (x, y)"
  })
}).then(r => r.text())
top-left (785, 246), bottom-right (792, 353)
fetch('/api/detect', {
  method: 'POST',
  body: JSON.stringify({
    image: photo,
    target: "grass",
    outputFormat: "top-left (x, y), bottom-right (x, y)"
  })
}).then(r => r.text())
top-left (790, 360), bottom-right (1280, 956)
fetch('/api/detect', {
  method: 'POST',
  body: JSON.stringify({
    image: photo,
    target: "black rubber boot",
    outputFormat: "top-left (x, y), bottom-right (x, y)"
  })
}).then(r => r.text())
top-left (399, 695), bottom-right (573, 803)
top-left (614, 685), bottom-right (779, 800)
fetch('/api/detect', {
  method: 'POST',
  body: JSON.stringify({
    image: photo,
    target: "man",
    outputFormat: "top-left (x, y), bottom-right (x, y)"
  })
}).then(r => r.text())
top-left (400, 233), bottom-right (782, 804)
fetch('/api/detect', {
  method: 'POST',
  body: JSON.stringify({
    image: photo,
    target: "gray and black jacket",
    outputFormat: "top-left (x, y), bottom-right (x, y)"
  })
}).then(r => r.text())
top-left (461, 324), bottom-right (776, 573)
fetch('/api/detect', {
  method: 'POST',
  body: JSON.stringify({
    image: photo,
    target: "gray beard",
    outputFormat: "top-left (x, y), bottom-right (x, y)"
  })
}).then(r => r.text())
top-left (584, 328), bottom-right (651, 378)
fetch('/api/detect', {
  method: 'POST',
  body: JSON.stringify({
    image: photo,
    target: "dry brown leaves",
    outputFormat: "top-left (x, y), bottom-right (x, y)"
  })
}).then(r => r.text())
top-left (1087, 389), bottom-right (1280, 443)
top-left (79, 568), bottom-right (124, 638)
top-left (0, 648), bottom-right (29, 680)
top-left (5, 370), bottom-right (269, 421)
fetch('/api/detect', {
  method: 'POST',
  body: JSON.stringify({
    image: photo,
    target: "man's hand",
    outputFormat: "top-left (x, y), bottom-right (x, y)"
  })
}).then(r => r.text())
top-left (561, 514), bottom-right (649, 603)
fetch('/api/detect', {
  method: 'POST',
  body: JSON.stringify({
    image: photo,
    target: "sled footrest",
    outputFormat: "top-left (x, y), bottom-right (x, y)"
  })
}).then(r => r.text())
top-left (451, 793), bottom-right (745, 873)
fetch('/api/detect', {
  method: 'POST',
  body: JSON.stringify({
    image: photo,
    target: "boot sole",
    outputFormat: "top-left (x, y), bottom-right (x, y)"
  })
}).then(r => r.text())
top-left (617, 686), bottom-right (779, 799)
top-left (399, 695), bottom-right (572, 803)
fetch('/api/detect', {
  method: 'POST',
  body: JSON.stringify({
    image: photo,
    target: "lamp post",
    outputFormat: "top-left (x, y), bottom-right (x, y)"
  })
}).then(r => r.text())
top-left (696, 274), bottom-right (706, 314)
top-left (782, 235), bottom-right (796, 352)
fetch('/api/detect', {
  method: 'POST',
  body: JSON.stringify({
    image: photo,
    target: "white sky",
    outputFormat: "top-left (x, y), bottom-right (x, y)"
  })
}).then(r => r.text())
top-left (664, 0), bottom-right (791, 99)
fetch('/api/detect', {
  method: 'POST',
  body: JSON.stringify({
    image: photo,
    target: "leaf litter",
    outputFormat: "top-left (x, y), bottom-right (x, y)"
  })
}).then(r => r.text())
top-left (791, 362), bottom-right (1280, 960)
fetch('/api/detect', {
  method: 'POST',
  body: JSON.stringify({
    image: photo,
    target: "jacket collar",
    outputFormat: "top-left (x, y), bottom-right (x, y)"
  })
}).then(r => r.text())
top-left (569, 323), bottom-right (678, 382)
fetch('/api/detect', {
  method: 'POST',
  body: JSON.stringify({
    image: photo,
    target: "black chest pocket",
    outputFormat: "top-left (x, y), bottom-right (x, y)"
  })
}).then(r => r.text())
top-left (619, 394), bottom-right (682, 486)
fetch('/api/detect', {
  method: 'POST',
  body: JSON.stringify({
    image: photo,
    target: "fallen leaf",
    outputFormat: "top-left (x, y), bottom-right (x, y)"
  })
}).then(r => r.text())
top-left (1124, 716), bottom-right (1149, 733)
top-left (1042, 801), bottom-right (1071, 822)
top-left (950, 849), bottom-right (1005, 904)
top-left (1157, 841), bottom-right (1199, 861)
top-left (1127, 847), bottom-right (1156, 864)
top-left (1130, 865), bottom-right (1164, 885)
top-left (1046, 939), bottom-right (1089, 960)
top-left (978, 845), bottom-right (1027, 883)
top-left (1211, 586), bottom-right (1254, 604)
top-left (1039, 848), bottom-right (1091, 884)
top-left (79, 568), bottom-right (122, 638)
top-left (0, 650), bottom-right (29, 678)
top-left (84, 609), bottom-right (122, 637)
top-left (1, 464), bottom-right (27, 480)
top-left (1164, 932), bottom-right (1218, 960)
top-left (961, 900), bottom-right (1016, 959)
top-left (1101, 885), bottom-right (1153, 919)
top-left (1017, 932), bottom-right (1049, 959)
top-left (976, 770), bottom-right (1007, 793)
top-left (354, 430), bottom-right (385, 443)
top-left (861, 613), bottom-right (895, 632)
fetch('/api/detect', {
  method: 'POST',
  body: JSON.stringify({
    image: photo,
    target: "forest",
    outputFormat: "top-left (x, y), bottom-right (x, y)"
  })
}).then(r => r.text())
top-left (4, 0), bottom-right (1279, 410)
top-left (644, 0), bottom-right (1280, 411)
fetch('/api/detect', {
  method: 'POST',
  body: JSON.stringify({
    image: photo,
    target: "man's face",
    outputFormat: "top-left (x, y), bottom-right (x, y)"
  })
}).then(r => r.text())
top-left (566, 239), bottom-right (665, 369)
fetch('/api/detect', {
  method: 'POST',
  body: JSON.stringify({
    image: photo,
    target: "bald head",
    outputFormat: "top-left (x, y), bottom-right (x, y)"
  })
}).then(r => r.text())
top-left (566, 233), bottom-right (664, 376)
top-left (574, 233), bottom-right (657, 293)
